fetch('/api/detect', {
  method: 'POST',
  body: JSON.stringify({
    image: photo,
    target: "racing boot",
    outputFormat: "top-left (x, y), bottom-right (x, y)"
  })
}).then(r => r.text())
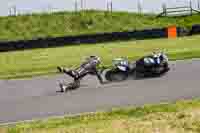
top-left (57, 66), bottom-right (64, 73)
top-left (59, 82), bottom-right (66, 92)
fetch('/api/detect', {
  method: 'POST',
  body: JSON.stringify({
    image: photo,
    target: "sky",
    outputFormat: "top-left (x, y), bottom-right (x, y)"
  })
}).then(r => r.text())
top-left (1, 0), bottom-right (199, 16)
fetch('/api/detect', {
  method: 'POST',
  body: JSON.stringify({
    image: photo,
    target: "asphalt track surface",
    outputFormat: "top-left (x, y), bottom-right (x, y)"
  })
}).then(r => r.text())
top-left (0, 59), bottom-right (200, 124)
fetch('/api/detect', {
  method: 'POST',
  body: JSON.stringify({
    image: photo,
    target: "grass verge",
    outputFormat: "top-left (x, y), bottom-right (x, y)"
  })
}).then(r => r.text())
top-left (1, 98), bottom-right (200, 133)
top-left (0, 10), bottom-right (200, 41)
top-left (1, 35), bottom-right (200, 79)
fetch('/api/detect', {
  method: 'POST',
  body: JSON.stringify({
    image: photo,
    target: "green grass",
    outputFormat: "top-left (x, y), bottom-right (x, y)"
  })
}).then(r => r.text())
top-left (0, 10), bottom-right (200, 41)
top-left (2, 98), bottom-right (200, 133)
top-left (1, 35), bottom-right (200, 79)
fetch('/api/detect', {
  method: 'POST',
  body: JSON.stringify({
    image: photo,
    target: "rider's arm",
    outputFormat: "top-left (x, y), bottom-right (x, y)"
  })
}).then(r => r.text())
top-left (93, 68), bottom-right (104, 84)
top-left (163, 54), bottom-right (168, 62)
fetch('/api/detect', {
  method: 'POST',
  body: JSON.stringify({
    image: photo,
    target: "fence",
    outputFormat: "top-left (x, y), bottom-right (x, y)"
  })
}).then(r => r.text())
top-left (157, 0), bottom-right (200, 17)
top-left (7, 0), bottom-right (200, 16)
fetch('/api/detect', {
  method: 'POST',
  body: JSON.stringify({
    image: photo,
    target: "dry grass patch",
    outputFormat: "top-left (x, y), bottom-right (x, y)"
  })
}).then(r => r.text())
top-left (4, 108), bottom-right (200, 133)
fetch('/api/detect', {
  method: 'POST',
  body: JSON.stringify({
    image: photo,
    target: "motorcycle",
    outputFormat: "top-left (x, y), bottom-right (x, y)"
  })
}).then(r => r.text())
top-left (134, 54), bottom-right (170, 78)
top-left (105, 53), bottom-right (170, 81)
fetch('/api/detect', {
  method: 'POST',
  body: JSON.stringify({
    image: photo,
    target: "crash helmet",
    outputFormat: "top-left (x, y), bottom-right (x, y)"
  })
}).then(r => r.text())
top-left (89, 55), bottom-right (101, 64)
top-left (152, 52), bottom-right (159, 58)
top-left (152, 48), bottom-right (161, 57)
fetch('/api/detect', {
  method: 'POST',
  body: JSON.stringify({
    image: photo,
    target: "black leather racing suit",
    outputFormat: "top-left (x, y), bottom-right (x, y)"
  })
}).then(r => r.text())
top-left (58, 56), bottom-right (103, 84)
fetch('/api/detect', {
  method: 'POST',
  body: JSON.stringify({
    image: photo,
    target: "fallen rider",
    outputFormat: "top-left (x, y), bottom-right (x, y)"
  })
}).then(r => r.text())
top-left (57, 55), bottom-right (105, 92)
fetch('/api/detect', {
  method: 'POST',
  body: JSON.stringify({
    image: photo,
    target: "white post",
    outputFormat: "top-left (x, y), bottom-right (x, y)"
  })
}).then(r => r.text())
top-left (189, 0), bottom-right (192, 15)
top-left (107, 0), bottom-right (112, 12)
top-left (106, 1), bottom-right (109, 11)
top-left (13, 6), bottom-right (17, 16)
top-left (9, 7), bottom-right (12, 16)
top-left (81, 0), bottom-right (84, 10)
top-left (162, 3), bottom-right (167, 16)
top-left (137, 0), bottom-right (142, 14)
top-left (75, 0), bottom-right (78, 12)
top-left (110, 0), bottom-right (113, 12)
top-left (47, 4), bottom-right (52, 13)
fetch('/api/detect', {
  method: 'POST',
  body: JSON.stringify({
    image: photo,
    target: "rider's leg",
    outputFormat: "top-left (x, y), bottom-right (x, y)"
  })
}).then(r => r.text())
top-left (60, 79), bottom-right (80, 92)
top-left (78, 71), bottom-right (88, 79)
top-left (67, 79), bottom-right (81, 91)
top-left (57, 66), bottom-right (78, 79)
top-left (77, 69), bottom-right (104, 84)
top-left (63, 69), bottom-right (78, 79)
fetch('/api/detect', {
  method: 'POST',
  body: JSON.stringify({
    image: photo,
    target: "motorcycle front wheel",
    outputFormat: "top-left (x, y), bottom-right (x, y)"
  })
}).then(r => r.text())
top-left (105, 69), bottom-right (128, 82)
top-left (154, 62), bottom-right (170, 74)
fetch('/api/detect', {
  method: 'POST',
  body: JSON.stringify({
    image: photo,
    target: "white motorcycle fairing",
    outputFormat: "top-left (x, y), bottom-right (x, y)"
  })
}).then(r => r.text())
top-left (117, 65), bottom-right (127, 71)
